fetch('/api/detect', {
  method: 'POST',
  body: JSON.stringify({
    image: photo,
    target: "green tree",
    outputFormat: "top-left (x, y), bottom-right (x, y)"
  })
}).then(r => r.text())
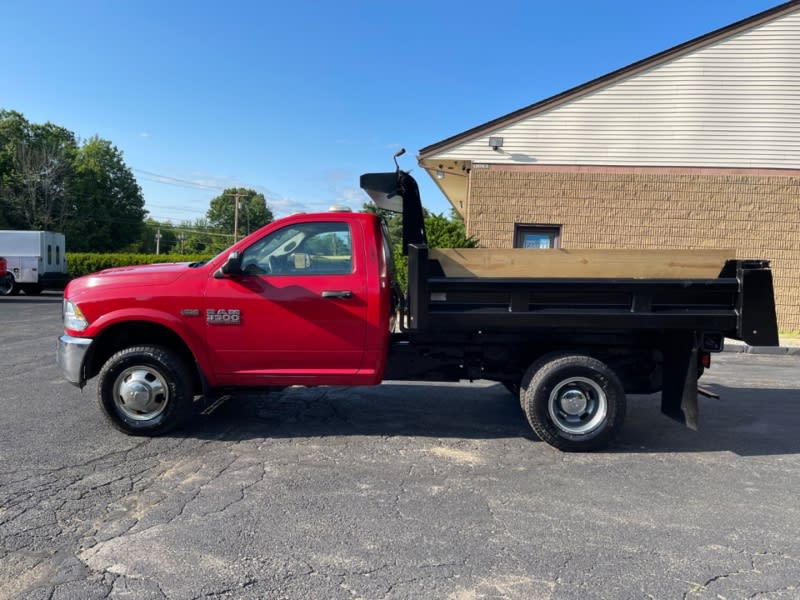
top-left (126, 218), bottom-right (178, 254)
top-left (0, 110), bottom-right (32, 228)
top-left (207, 188), bottom-right (273, 237)
top-left (361, 203), bottom-right (476, 290)
top-left (0, 110), bottom-right (78, 231)
top-left (1, 111), bottom-right (147, 252)
top-left (424, 209), bottom-right (477, 249)
top-left (65, 137), bottom-right (146, 251)
top-left (177, 218), bottom-right (232, 255)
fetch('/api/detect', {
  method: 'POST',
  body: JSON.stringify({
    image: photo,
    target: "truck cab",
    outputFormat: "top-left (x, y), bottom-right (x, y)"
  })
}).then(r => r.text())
top-left (203, 212), bottom-right (393, 387)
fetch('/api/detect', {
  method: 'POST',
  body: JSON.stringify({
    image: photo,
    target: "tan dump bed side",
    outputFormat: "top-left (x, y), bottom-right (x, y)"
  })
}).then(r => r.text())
top-left (428, 249), bottom-right (736, 279)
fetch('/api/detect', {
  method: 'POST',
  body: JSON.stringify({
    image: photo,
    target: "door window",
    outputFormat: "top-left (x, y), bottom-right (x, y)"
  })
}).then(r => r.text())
top-left (241, 222), bottom-right (353, 276)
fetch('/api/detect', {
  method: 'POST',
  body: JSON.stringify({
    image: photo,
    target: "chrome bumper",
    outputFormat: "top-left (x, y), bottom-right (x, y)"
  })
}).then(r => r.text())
top-left (57, 335), bottom-right (93, 387)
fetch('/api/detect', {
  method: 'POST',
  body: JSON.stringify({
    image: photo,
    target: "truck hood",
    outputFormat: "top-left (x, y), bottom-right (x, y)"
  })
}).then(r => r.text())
top-left (71, 262), bottom-right (194, 292)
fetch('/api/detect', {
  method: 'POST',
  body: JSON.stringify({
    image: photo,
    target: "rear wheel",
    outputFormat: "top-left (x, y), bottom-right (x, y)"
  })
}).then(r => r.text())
top-left (97, 345), bottom-right (194, 435)
top-left (0, 273), bottom-right (18, 296)
top-left (521, 354), bottom-right (626, 452)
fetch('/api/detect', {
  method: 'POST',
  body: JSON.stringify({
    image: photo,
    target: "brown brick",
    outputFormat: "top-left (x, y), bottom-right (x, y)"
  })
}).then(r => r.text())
top-left (466, 168), bottom-right (800, 332)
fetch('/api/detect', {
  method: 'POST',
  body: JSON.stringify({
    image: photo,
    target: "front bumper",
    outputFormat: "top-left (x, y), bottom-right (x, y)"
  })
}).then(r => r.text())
top-left (57, 335), bottom-right (93, 387)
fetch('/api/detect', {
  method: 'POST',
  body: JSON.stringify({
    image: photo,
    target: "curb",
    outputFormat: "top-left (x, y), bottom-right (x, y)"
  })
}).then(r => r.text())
top-left (723, 340), bottom-right (800, 356)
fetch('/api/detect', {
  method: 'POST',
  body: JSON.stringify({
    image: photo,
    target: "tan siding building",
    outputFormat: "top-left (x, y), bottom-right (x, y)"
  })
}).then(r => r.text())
top-left (419, 1), bottom-right (800, 332)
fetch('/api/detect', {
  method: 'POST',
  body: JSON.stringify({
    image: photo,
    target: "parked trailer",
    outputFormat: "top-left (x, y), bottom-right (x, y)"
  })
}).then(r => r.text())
top-left (0, 230), bottom-right (69, 296)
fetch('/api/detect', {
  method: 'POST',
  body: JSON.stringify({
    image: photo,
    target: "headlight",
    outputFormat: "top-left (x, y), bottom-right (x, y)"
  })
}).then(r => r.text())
top-left (63, 299), bottom-right (89, 331)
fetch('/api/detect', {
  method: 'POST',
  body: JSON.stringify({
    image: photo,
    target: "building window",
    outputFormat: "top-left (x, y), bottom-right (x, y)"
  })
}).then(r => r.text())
top-left (514, 225), bottom-right (561, 249)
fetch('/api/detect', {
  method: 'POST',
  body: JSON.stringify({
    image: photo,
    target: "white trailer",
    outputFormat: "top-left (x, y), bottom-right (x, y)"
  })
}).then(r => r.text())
top-left (0, 230), bottom-right (69, 296)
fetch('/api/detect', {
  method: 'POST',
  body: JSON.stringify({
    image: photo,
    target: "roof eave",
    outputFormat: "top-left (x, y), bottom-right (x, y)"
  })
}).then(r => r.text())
top-left (418, 0), bottom-right (800, 159)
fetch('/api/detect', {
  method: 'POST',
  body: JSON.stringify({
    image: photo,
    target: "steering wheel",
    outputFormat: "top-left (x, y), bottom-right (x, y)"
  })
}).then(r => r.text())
top-left (268, 255), bottom-right (281, 274)
top-left (243, 262), bottom-right (268, 275)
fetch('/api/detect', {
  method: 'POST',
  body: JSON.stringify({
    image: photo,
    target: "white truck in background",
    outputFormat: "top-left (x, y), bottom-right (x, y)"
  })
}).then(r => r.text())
top-left (0, 230), bottom-right (69, 296)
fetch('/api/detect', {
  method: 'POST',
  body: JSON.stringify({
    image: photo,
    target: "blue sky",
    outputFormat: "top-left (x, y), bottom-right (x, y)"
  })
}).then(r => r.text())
top-left (0, 0), bottom-right (784, 223)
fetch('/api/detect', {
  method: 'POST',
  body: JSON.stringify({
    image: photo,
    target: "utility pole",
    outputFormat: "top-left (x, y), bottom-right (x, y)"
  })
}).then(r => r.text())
top-left (233, 190), bottom-right (241, 243)
top-left (155, 228), bottom-right (162, 255)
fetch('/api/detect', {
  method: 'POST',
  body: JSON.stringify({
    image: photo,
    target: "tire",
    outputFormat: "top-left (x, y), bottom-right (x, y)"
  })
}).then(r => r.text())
top-left (96, 345), bottom-right (194, 436)
top-left (0, 274), bottom-right (19, 296)
top-left (521, 354), bottom-right (626, 452)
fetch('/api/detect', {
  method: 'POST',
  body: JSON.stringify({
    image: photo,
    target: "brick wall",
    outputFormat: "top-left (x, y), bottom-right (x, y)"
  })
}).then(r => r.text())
top-left (466, 167), bottom-right (800, 332)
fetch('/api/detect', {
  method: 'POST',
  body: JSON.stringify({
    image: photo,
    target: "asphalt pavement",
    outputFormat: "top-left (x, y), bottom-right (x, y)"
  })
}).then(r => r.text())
top-left (1, 293), bottom-right (799, 599)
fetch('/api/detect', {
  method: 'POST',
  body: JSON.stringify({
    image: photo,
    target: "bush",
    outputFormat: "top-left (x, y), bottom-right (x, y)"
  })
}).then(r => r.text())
top-left (67, 253), bottom-right (214, 278)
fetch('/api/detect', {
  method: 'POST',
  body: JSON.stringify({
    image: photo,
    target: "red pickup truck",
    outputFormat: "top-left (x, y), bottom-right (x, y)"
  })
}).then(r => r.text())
top-left (57, 153), bottom-right (779, 451)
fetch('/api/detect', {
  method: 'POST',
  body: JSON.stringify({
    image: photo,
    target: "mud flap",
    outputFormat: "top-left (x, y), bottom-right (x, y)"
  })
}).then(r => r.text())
top-left (661, 333), bottom-right (699, 430)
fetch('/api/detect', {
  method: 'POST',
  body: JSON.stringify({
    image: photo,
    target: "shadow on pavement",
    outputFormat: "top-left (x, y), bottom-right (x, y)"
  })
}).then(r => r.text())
top-left (174, 381), bottom-right (800, 456)
top-left (618, 384), bottom-right (800, 456)
top-left (186, 382), bottom-right (535, 442)
top-left (1, 293), bottom-right (63, 304)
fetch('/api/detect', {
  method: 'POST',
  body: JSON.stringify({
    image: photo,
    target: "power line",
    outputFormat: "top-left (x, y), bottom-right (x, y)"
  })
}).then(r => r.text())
top-left (133, 169), bottom-right (267, 207)
top-left (146, 203), bottom-right (210, 216)
top-left (146, 223), bottom-right (233, 238)
top-left (60, 211), bottom-right (235, 238)
top-left (133, 169), bottom-right (226, 191)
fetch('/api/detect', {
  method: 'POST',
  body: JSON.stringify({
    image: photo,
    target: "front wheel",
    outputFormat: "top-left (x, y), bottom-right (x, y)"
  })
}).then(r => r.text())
top-left (521, 354), bottom-right (626, 452)
top-left (97, 345), bottom-right (194, 435)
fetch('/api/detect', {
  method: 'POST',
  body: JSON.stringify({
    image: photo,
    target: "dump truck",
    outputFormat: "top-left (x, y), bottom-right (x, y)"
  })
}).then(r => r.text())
top-left (57, 151), bottom-right (778, 451)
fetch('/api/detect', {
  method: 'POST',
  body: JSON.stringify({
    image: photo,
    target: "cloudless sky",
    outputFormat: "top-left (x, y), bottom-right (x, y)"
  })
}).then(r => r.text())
top-left (0, 0), bottom-right (785, 225)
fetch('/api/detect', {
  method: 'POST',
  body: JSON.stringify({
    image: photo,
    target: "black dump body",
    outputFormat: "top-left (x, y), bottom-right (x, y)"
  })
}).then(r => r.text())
top-left (408, 244), bottom-right (778, 348)
top-left (404, 245), bottom-right (778, 429)
top-left (362, 167), bottom-right (780, 430)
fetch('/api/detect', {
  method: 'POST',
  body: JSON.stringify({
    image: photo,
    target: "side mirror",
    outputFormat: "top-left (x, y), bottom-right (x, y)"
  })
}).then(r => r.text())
top-left (214, 251), bottom-right (242, 279)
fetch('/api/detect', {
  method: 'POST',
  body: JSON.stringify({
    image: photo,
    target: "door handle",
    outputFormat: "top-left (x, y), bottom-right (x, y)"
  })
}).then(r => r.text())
top-left (321, 290), bottom-right (352, 299)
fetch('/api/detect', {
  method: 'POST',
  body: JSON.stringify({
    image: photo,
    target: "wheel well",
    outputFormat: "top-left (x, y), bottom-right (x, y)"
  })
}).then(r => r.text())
top-left (86, 321), bottom-right (203, 393)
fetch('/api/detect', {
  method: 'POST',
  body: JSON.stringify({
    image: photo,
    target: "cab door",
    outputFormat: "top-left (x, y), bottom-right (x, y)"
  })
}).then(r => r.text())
top-left (203, 219), bottom-right (367, 386)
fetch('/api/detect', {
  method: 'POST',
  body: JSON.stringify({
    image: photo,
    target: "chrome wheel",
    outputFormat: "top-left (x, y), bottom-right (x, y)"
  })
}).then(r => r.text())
top-left (98, 346), bottom-right (194, 436)
top-left (548, 376), bottom-right (608, 435)
top-left (113, 365), bottom-right (170, 421)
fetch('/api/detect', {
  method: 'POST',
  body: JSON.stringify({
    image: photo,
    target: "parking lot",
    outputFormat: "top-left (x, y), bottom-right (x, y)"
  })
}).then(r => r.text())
top-left (1, 293), bottom-right (799, 599)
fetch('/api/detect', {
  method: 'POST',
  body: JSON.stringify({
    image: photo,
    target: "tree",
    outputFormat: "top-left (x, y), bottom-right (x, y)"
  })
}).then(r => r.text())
top-left (361, 202), bottom-right (475, 249)
top-left (126, 218), bottom-right (177, 254)
top-left (1, 111), bottom-right (147, 252)
top-left (176, 218), bottom-right (232, 255)
top-left (424, 209), bottom-right (477, 249)
top-left (207, 188), bottom-right (273, 238)
top-left (0, 110), bottom-right (78, 231)
top-left (65, 137), bottom-right (146, 251)
top-left (361, 202), bottom-right (476, 290)
top-left (0, 110), bottom-right (31, 228)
